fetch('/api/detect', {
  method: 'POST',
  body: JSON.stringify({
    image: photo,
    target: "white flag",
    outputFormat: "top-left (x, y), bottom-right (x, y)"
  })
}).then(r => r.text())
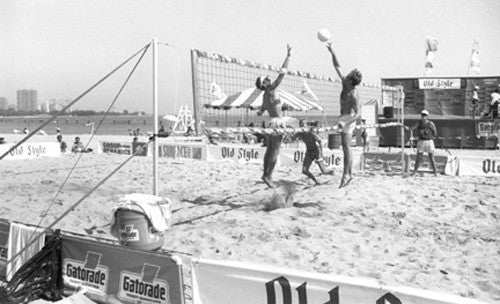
top-left (210, 81), bottom-right (227, 100)
top-left (295, 80), bottom-right (319, 101)
top-left (468, 39), bottom-right (481, 75)
top-left (425, 37), bottom-right (438, 75)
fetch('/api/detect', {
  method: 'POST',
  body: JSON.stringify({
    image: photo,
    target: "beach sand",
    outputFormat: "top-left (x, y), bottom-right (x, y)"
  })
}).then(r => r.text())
top-left (0, 151), bottom-right (499, 303)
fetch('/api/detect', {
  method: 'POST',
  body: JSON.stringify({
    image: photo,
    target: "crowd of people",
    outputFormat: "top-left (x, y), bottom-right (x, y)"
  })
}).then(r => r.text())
top-left (470, 84), bottom-right (500, 119)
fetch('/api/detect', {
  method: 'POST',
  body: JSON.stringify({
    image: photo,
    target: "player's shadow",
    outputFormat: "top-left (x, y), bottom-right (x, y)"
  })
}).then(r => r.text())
top-left (293, 202), bottom-right (324, 209)
top-left (183, 188), bottom-right (261, 210)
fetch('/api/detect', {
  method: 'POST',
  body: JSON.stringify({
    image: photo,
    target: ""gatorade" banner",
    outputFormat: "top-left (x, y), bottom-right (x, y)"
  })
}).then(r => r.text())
top-left (61, 233), bottom-right (184, 304)
top-left (191, 258), bottom-right (483, 304)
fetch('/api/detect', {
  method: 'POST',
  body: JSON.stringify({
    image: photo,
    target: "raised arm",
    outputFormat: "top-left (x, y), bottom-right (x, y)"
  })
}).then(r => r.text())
top-left (326, 42), bottom-right (345, 81)
top-left (270, 44), bottom-right (292, 90)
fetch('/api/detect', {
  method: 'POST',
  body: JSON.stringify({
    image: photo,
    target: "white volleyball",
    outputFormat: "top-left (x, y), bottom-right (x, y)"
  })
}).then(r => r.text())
top-left (317, 28), bottom-right (331, 42)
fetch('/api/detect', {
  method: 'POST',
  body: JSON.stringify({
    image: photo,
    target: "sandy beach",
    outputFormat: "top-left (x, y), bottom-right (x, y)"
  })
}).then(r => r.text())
top-left (0, 148), bottom-right (499, 303)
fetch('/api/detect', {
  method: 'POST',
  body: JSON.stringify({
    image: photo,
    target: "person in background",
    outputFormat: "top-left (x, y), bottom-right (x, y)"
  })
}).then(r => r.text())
top-left (360, 118), bottom-right (368, 152)
top-left (294, 119), bottom-right (333, 185)
top-left (488, 87), bottom-right (500, 119)
top-left (57, 134), bottom-right (67, 153)
top-left (470, 85), bottom-right (480, 118)
top-left (71, 136), bottom-right (93, 153)
top-left (71, 136), bottom-right (84, 153)
top-left (406, 110), bottom-right (438, 176)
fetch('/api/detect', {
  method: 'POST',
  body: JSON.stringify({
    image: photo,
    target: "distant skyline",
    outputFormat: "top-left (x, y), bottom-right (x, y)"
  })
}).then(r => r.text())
top-left (1, 0), bottom-right (499, 114)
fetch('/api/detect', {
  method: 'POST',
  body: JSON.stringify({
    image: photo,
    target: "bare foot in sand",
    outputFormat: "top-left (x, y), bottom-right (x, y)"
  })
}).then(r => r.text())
top-left (339, 176), bottom-right (353, 188)
top-left (262, 176), bottom-right (275, 188)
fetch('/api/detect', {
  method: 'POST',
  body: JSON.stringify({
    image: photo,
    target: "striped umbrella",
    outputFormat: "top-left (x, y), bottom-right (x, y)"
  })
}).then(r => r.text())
top-left (204, 88), bottom-right (323, 111)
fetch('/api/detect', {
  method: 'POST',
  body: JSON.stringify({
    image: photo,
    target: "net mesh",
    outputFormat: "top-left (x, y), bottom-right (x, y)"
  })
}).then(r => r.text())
top-left (191, 49), bottom-right (382, 127)
top-left (0, 232), bottom-right (62, 304)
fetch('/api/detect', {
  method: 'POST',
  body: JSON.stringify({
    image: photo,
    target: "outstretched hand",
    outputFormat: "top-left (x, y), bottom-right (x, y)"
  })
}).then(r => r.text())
top-left (287, 44), bottom-right (292, 56)
top-left (326, 42), bottom-right (334, 53)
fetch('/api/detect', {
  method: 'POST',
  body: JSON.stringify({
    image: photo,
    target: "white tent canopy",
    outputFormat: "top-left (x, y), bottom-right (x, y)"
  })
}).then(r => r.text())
top-left (204, 88), bottom-right (323, 112)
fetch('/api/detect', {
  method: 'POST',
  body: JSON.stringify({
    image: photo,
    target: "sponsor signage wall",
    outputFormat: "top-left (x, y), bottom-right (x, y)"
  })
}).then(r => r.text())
top-left (280, 148), bottom-right (362, 171)
top-left (100, 141), bottom-right (149, 156)
top-left (476, 121), bottom-right (499, 137)
top-left (158, 143), bottom-right (206, 160)
top-left (207, 145), bottom-right (362, 171)
top-left (0, 142), bottom-right (60, 160)
top-left (363, 152), bottom-right (457, 175)
top-left (61, 234), bottom-right (184, 304)
top-left (458, 156), bottom-right (500, 176)
top-left (418, 78), bottom-right (461, 90)
top-left (207, 145), bottom-right (266, 164)
top-left (363, 152), bottom-right (407, 172)
top-left (191, 258), bottom-right (482, 304)
top-left (407, 154), bottom-right (456, 175)
top-left (101, 141), bottom-right (132, 155)
top-left (0, 220), bottom-right (9, 281)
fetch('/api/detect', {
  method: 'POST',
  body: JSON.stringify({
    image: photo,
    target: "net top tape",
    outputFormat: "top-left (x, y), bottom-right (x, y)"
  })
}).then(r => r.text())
top-left (193, 49), bottom-right (391, 90)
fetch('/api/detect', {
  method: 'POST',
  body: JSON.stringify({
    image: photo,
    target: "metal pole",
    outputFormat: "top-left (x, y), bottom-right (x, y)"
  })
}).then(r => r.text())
top-left (152, 38), bottom-right (159, 196)
top-left (190, 49), bottom-right (200, 135)
top-left (400, 86), bottom-right (405, 172)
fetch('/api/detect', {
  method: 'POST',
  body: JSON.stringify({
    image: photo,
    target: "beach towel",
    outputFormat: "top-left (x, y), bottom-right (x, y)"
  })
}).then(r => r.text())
top-left (110, 193), bottom-right (172, 237)
top-left (6, 222), bottom-right (45, 281)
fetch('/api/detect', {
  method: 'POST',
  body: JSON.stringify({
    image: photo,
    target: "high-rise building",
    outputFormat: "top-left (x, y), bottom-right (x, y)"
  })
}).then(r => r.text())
top-left (17, 89), bottom-right (38, 111)
top-left (0, 97), bottom-right (8, 110)
top-left (48, 98), bottom-right (71, 113)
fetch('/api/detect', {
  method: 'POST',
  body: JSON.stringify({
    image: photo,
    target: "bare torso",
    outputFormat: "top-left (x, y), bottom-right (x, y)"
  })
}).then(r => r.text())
top-left (340, 80), bottom-right (358, 116)
top-left (263, 89), bottom-right (282, 118)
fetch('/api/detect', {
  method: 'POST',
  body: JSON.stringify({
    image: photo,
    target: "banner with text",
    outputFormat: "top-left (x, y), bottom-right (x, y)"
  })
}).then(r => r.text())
top-left (61, 234), bottom-right (184, 304)
top-left (0, 220), bottom-right (9, 282)
top-left (100, 141), bottom-right (132, 155)
top-left (280, 148), bottom-right (362, 171)
top-left (458, 156), bottom-right (500, 177)
top-left (476, 121), bottom-right (499, 138)
top-left (207, 145), bottom-right (266, 164)
top-left (99, 141), bottom-right (149, 157)
top-left (362, 152), bottom-right (407, 172)
top-left (408, 154), bottom-right (457, 175)
top-left (191, 258), bottom-right (483, 304)
top-left (418, 78), bottom-right (461, 90)
top-left (158, 143), bottom-right (206, 160)
top-left (0, 142), bottom-right (60, 160)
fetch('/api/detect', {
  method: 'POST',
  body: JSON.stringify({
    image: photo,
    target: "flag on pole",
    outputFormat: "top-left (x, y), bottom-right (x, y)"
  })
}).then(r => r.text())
top-left (425, 37), bottom-right (438, 75)
top-left (468, 39), bottom-right (481, 75)
top-left (210, 81), bottom-right (227, 100)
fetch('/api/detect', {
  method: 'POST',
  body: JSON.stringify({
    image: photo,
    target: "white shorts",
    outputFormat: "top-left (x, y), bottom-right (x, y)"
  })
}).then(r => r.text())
top-left (339, 115), bottom-right (356, 134)
top-left (417, 140), bottom-right (435, 154)
top-left (269, 116), bottom-right (296, 128)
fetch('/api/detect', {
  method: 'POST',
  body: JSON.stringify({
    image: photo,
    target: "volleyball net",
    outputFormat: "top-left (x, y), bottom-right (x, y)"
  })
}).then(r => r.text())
top-left (190, 48), bottom-right (383, 130)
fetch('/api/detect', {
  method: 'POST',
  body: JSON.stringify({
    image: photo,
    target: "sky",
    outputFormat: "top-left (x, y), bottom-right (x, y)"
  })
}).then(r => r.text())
top-left (1, 0), bottom-right (499, 115)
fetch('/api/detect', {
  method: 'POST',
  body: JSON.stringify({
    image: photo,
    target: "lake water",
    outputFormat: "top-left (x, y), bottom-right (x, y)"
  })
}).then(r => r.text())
top-left (0, 113), bottom-right (336, 136)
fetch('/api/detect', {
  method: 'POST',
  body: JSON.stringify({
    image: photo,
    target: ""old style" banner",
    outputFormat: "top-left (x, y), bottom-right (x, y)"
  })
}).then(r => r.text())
top-left (191, 258), bottom-right (484, 304)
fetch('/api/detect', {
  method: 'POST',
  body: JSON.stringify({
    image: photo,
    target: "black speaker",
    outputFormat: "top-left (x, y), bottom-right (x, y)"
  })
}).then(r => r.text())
top-left (383, 106), bottom-right (394, 118)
